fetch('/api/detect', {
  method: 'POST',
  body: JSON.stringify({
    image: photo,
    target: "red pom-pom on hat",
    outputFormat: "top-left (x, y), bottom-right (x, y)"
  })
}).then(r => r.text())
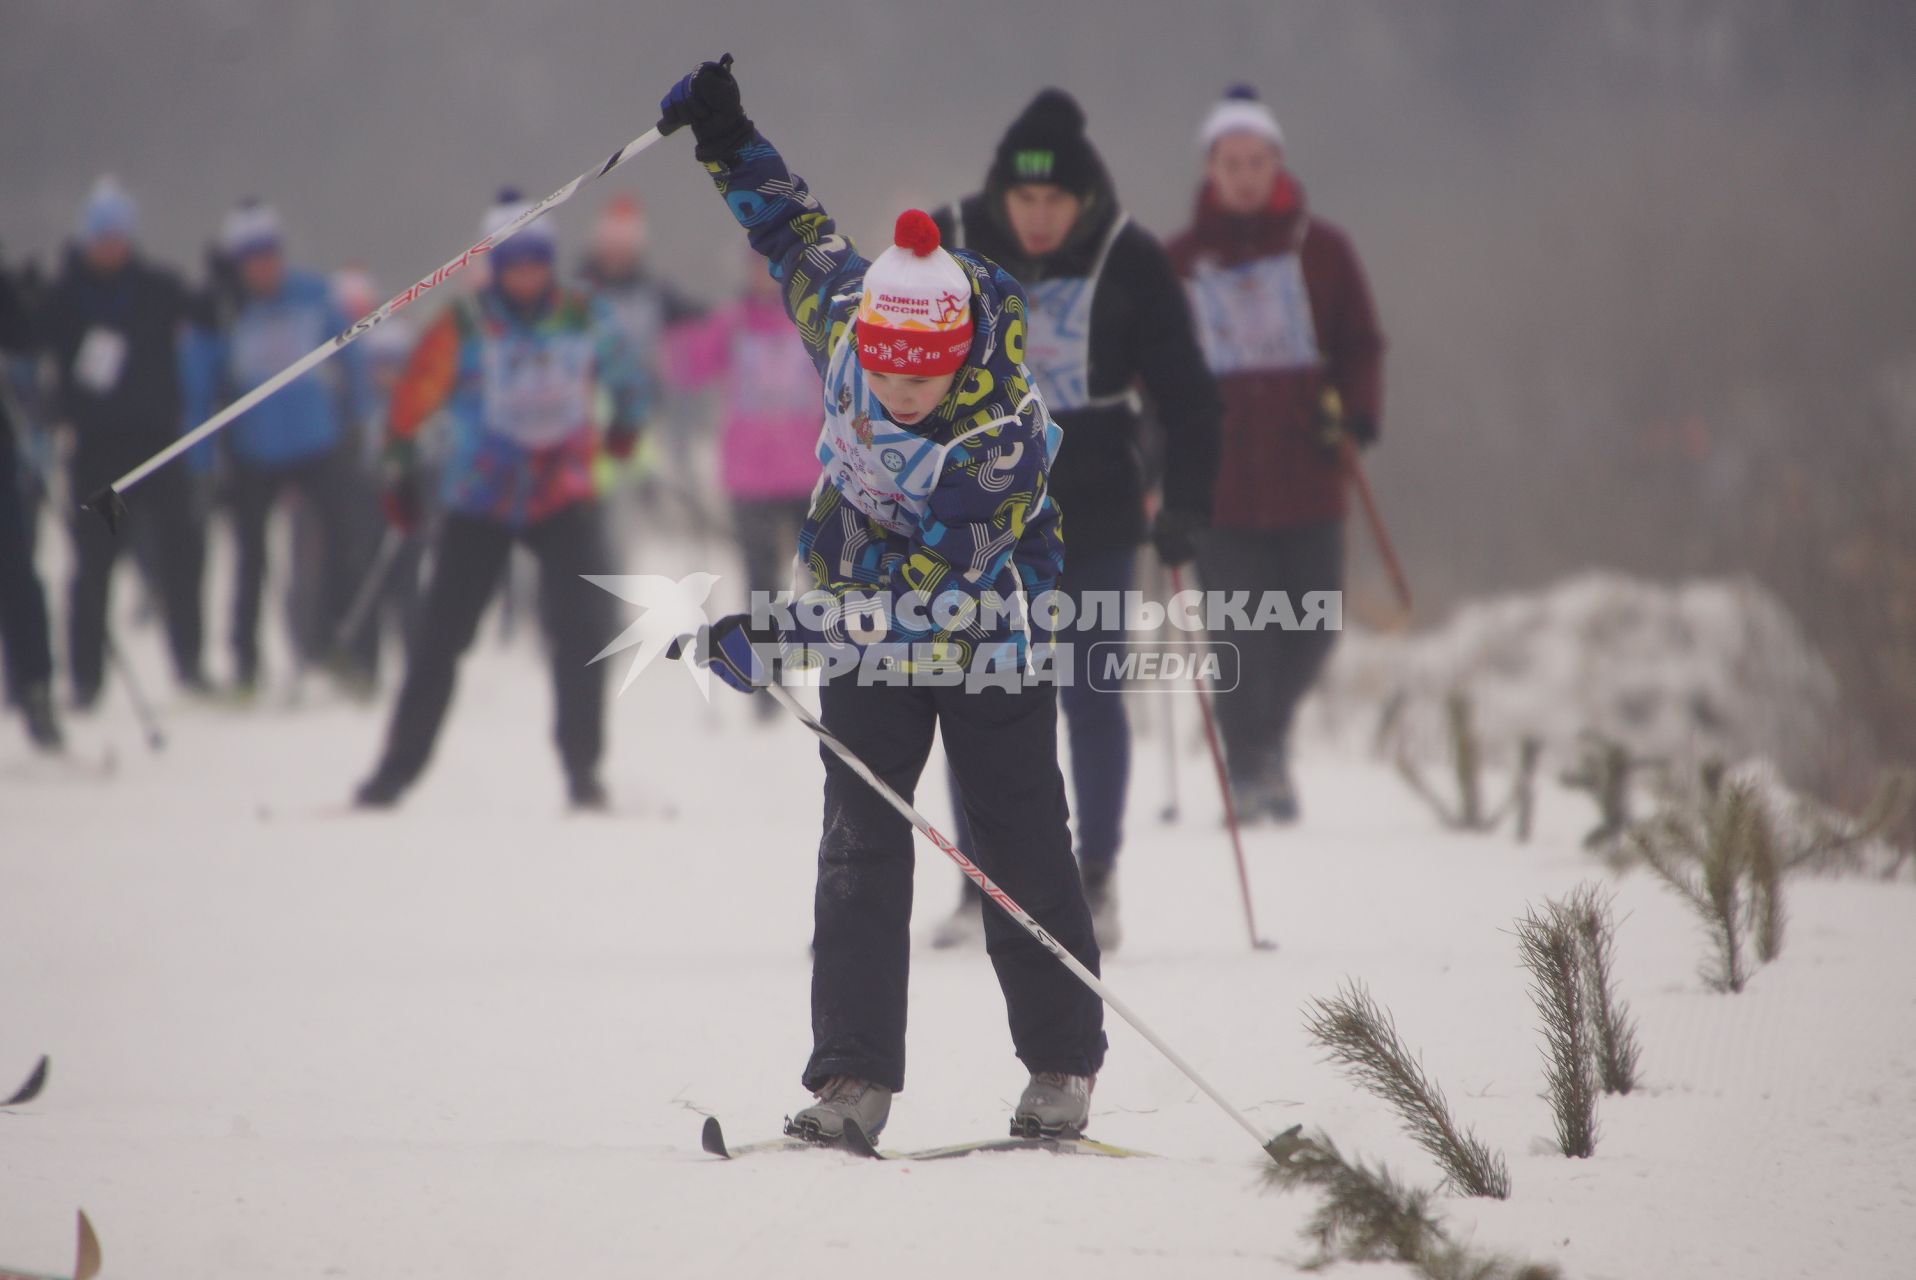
top-left (893, 209), bottom-right (941, 257)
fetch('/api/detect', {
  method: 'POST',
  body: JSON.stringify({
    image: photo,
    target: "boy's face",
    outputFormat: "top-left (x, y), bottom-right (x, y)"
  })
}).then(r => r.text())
top-left (1003, 183), bottom-right (1082, 258)
top-left (865, 369), bottom-right (958, 426)
top-left (1206, 132), bottom-right (1285, 215)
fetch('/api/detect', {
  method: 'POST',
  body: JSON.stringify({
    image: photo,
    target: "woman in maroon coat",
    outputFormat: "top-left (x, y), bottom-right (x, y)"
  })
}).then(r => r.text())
top-left (1166, 85), bottom-right (1386, 822)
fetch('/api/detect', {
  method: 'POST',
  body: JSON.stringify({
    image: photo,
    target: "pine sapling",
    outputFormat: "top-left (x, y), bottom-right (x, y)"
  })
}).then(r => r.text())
top-left (1563, 884), bottom-right (1642, 1095)
top-left (1511, 736), bottom-right (1543, 844)
top-left (1560, 730), bottom-right (1658, 853)
top-left (1448, 690), bottom-right (1485, 829)
top-left (1515, 904), bottom-right (1597, 1157)
top-left (1304, 980), bottom-right (1511, 1198)
top-left (1744, 794), bottom-right (1785, 963)
top-left (1631, 773), bottom-right (1780, 993)
top-left (1267, 1130), bottom-right (1441, 1265)
top-left (1394, 690), bottom-right (1536, 841)
top-left (1265, 1132), bottom-right (1561, 1279)
top-left (1787, 764), bottom-right (1916, 874)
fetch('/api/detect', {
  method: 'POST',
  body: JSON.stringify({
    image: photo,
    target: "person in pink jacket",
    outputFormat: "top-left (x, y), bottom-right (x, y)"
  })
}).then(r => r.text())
top-left (665, 256), bottom-right (822, 620)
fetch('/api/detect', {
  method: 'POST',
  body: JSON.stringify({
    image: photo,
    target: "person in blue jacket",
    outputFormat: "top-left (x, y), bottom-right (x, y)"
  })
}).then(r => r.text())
top-left (658, 56), bottom-right (1106, 1146)
top-left (182, 201), bottom-right (376, 693)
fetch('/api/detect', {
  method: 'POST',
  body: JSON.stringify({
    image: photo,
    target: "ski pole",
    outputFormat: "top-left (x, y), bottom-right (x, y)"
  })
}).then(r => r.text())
top-left (1158, 680), bottom-right (1181, 823)
top-left (761, 678), bottom-right (1300, 1165)
top-left (85, 126), bottom-right (671, 531)
top-left (1340, 437), bottom-right (1411, 616)
top-left (103, 632), bottom-right (165, 753)
top-left (286, 526), bottom-right (408, 700)
top-left (1169, 566), bottom-right (1276, 952)
top-left (333, 526), bottom-right (407, 657)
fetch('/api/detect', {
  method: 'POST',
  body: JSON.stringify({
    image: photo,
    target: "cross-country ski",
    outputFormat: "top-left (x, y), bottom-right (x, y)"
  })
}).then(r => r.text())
top-left (700, 1114), bottom-right (1153, 1162)
top-left (6, 8), bottom-right (1916, 1280)
top-left (0, 1211), bottom-right (100, 1280)
top-left (2, 1056), bottom-right (49, 1107)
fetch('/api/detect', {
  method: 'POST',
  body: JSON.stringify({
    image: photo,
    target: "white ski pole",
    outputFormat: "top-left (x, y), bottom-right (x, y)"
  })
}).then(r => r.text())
top-left (761, 678), bottom-right (1302, 1166)
top-left (86, 125), bottom-right (670, 529)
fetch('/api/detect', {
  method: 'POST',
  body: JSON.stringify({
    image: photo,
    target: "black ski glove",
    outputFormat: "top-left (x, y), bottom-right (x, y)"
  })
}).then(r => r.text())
top-left (658, 54), bottom-right (755, 163)
top-left (1150, 506), bottom-right (1208, 567)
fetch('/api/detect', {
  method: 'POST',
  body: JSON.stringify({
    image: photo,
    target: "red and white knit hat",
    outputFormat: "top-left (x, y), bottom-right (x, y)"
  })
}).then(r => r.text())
top-left (856, 210), bottom-right (973, 376)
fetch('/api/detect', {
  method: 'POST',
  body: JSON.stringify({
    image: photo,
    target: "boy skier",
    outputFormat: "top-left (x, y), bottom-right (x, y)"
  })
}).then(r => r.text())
top-left (353, 190), bottom-right (648, 810)
top-left (658, 56), bottom-right (1106, 1142)
top-left (929, 88), bottom-right (1223, 951)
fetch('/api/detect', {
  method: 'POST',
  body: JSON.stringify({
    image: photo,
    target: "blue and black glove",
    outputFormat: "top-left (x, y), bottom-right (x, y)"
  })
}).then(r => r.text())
top-left (678, 613), bottom-right (778, 695)
top-left (658, 54), bottom-right (755, 163)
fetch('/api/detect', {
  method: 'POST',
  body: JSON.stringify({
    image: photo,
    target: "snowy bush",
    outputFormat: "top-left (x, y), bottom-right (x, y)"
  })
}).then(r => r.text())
top-left (1324, 571), bottom-right (1842, 787)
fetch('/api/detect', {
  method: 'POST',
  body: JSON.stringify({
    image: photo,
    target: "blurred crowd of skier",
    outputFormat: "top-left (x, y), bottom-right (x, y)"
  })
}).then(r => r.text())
top-left (0, 81), bottom-right (1384, 959)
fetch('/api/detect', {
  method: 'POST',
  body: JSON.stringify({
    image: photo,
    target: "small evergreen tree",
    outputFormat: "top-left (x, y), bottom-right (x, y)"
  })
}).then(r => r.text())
top-left (1394, 690), bottom-right (1540, 843)
top-left (1514, 904), bottom-right (1598, 1157)
top-left (1265, 1132), bottom-right (1560, 1279)
top-left (1562, 885), bottom-right (1642, 1095)
top-left (1304, 981), bottom-right (1511, 1198)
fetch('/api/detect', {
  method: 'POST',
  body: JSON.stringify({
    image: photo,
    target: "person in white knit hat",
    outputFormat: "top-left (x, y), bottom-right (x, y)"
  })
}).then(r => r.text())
top-left (1168, 83), bottom-right (1387, 825)
top-left (657, 55), bottom-right (1106, 1147)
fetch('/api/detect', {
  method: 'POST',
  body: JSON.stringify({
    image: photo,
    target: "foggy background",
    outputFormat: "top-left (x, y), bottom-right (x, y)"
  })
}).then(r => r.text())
top-left (6, 0), bottom-right (1914, 788)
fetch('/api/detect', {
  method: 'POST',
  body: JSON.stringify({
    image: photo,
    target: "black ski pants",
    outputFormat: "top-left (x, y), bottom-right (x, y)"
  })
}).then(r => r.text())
top-left (228, 446), bottom-right (375, 683)
top-left (0, 424), bottom-right (53, 700)
top-left (367, 501), bottom-right (615, 792)
top-left (1197, 520), bottom-right (1345, 786)
top-left (805, 677), bottom-right (1107, 1094)
top-left (66, 462), bottom-right (204, 701)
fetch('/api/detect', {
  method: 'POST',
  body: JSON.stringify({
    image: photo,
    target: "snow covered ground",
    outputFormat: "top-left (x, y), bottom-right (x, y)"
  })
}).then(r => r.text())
top-left (4, 580), bottom-right (1916, 1279)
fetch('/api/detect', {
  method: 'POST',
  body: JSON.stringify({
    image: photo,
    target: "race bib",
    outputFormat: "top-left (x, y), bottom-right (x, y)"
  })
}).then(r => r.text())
top-left (1187, 254), bottom-right (1320, 375)
top-left (73, 327), bottom-right (128, 394)
top-left (480, 331), bottom-right (596, 449)
top-left (1025, 276), bottom-right (1095, 411)
top-left (816, 338), bottom-right (945, 535)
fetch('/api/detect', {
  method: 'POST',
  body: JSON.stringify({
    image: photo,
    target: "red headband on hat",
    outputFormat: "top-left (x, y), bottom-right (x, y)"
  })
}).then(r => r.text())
top-left (856, 211), bottom-right (974, 376)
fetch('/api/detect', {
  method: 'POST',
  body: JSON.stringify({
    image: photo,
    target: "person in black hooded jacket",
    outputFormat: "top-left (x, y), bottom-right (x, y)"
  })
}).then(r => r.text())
top-left (931, 89), bottom-right (1224, 951)
top-left (35, 177), bottom-right (209, 708)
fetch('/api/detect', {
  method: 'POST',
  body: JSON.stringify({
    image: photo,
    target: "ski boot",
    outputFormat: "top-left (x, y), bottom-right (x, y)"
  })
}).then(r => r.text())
top-left (1011, 1071), bottom-right (1094, 1138)
top-left (1080, 862), bottom-right (1122, 954)
top-left (567, 771), bottom-right (609, 812)
top-left (786, 1076), bottom-right (892, 1145)
top-left (1231, 764), bottom-right (1298, 827)
top-left (353, 771), bottom-right (407, 810)
top-left (21, 680), bottom-right (63, 752)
